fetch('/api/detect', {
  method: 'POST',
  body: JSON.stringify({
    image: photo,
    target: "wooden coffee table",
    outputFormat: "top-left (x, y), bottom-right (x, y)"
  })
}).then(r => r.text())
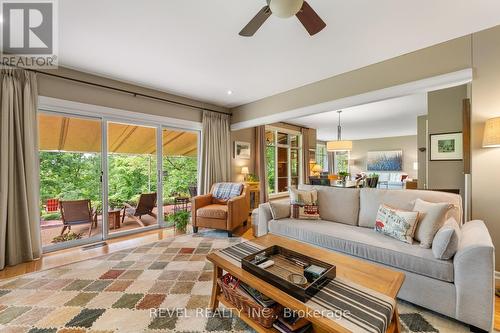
top-left (207, 234), bottom-right (405, 333)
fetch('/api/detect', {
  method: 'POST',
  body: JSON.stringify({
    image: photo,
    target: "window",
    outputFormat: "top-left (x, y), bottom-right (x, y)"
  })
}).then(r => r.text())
top-left (265, 128), bottom-right (302, 194)
top-left (316, 143), bottom-right (328, 171)
top-left (334, 151), bottom-right (350, 174)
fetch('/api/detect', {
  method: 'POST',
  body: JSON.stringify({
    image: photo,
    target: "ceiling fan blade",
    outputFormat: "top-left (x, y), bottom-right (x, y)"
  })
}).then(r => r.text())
top-left (296, 1), bottom-right (326, 36)
top-left (239, 5), bottom-right (272, 37)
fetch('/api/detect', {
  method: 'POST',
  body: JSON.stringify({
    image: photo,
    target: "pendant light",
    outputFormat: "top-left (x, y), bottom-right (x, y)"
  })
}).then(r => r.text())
top-left (327, 110), bottom-right (353, 151)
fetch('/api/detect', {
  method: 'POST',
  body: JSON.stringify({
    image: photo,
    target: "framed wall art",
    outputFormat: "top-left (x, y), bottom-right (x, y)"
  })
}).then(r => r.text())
top-left (234, 141), bottom-right (251, 159)
top-left (430, 132), bottom-right (463, 161)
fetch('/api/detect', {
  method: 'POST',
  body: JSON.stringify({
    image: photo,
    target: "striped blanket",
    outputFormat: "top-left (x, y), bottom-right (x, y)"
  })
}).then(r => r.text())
top-left (216, 242), bottom-right (395, 333)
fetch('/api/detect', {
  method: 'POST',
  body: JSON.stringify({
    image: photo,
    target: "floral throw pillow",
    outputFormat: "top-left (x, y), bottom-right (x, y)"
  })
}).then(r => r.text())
top-left (289, 188), bottom-right (320, 220)
top-left (375, 204), bottom-right (419, 243)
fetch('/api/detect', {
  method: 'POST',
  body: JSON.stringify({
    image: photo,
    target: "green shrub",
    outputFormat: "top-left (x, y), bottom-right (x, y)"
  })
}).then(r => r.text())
top-left (41, 211), bottom-right (61, 221)
top-left (52, 232), bottom-right (83, 243)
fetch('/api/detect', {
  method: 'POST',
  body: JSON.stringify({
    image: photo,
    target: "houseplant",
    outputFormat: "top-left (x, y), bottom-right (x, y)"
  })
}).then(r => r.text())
top-left (167, 210), bottom-right (190, 232)
top-left (338, 171), bottom-right (350, 183)
top-left (366, 173), bottom-right (379, 188)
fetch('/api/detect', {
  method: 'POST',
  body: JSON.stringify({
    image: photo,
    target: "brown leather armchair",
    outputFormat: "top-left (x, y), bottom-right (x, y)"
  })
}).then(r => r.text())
top-left (191, 183), bottom-right (249, 237)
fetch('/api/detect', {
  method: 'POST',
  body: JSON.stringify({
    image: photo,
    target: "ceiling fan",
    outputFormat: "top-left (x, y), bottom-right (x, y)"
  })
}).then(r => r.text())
top-left (239, 0), bottom-right (326, 37)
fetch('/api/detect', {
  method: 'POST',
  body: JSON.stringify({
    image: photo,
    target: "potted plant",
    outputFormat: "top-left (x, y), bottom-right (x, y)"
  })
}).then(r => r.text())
top-left (338, 171), bottom-right (350, 184)
top-left (246, 173), bottom-right (259, 182)
top-left (167, 211), bottom-right (190, 232)
top-left (366, 173), bottom-right (379, 188)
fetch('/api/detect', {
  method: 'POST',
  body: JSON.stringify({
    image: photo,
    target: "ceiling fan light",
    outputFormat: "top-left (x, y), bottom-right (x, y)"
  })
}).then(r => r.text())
top-left (269, 0), bottom-right (304, 18)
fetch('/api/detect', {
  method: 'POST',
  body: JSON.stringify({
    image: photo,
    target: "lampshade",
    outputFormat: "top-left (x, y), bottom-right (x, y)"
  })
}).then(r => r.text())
top-left (269, 0), bottom-right (304, 18)
top-left (327, 140), bottom-right (353, 152)
top-left (241, 166), bottom-right (249, 175)
top-left (482, 117), bottom-right (500, 148)
top-left (312, 164), bottom-right (323, 173)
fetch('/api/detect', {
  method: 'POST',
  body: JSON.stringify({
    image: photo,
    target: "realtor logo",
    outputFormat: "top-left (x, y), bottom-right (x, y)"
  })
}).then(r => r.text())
top-left (1, 0), bottom-right (58, 68)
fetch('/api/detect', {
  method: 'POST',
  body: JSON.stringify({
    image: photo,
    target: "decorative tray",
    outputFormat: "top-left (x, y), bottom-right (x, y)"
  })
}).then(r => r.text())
top-left (241, 245), bottom-right (336, 302)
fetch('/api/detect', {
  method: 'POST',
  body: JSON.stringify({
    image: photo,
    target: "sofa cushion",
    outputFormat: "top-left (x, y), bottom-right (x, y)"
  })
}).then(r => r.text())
top-left (268, 219), bottom-right (454, 282)
top-left (432, 218), bottom-right (461, 260)
top-left (289, 188), bottom-right (320, 220)
top-left (359, 189), bottom-right (462, 229)
top-left (268, 200), bottom-right (290, 220)
top-left (299, 185), bottom-right (360, 226)
top-left (197, 204), bottom-right (227, 219)
top-left (413, 199), bottom-right (453, 248)
top-left (374, 204), bottom-right (419, 244)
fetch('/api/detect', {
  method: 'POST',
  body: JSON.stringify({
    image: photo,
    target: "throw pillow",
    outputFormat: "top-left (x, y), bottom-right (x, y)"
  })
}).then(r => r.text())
top-left (374, 204), bottom-right (419, 244)
top-left (268, 200), bottom-right (291, 220)
top-left (413, 199), bottom-right (453, 248)
top-left (212, 183), bottom-right (243, 204)
top-left (432, 217), bottom-right (461, 260)
top-left (289, 188), bottom-right (320, 220)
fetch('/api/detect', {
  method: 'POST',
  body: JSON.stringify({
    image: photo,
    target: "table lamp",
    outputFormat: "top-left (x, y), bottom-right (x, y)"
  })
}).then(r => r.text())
top-left (311, 164), bottom-right (323, 177)
top-left (241, 166), bottom-right (249, 181)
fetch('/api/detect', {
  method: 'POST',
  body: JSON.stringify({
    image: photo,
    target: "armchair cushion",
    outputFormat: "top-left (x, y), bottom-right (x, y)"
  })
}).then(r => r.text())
top-left (212, 183), bottom-right (243, 203)
top-left (197, 204), bottom-right (228, 220)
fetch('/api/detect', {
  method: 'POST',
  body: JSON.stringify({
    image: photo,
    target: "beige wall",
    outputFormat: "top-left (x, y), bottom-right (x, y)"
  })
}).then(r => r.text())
top-left (307, 128), bottom-right (317, 150)
top-left (417, 115), bottom-right (428, 189)
top-left (349, 136), bottom-right (418, 178)
top-left (231, 36), bottom-right (471, 123)
top-left (471, 25), bottom-right (500, 268)
top-left (230, 128), bottom-right (255, 182)
top-left (38, 67), bottom-right (229, 123)
top-left (427, 85), bottom-right (467, 196)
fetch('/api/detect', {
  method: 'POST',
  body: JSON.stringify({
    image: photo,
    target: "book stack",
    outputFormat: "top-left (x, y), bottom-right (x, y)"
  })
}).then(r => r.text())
top-left (272, 308), bottom-right (312, 333)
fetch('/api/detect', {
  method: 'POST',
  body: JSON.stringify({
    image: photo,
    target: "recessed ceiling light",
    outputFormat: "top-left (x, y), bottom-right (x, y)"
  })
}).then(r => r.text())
top-left (227, 90), bottom-right (233, 95)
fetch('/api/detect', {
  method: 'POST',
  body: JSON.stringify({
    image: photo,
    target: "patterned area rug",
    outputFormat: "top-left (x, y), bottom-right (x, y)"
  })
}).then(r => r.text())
top-left (0, 233), bottom-right (470, 333)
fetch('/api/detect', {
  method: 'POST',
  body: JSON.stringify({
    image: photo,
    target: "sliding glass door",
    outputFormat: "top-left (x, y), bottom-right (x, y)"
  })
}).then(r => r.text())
top-left (38, 112), bottom-right (104, 251)
top-left (161, 128), bottom-right (199, 227)
top-left (107, 121), bottom-right (158, 235)
top-left (38, 106), bottom-right (201, 252)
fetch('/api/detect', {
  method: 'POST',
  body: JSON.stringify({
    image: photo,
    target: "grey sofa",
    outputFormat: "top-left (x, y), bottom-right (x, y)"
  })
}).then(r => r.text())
top-left (252, 185), bottom-right (495, 332)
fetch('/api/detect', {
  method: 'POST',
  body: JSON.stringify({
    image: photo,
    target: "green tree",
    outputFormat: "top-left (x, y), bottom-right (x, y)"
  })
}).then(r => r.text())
top-left (162, 156), bottom-right (197, 202)
top-left (39, 151), bottom-right (197, 211)
top-left (39, 152), bottom-right (101, 206)
top-left (107, 154), bottom-right (157, 208)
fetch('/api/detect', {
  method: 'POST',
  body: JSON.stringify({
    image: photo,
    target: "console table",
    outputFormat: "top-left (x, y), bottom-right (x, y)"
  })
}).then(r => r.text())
top-left (245, 181), bottom-right (260, 215)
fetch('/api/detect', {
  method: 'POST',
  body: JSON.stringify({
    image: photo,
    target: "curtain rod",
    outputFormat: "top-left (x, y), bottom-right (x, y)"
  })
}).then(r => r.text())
top-left (2, 64), bottom-right (230, 116)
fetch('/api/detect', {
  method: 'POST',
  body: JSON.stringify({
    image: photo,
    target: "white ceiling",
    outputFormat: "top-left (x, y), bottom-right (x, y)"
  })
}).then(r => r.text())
top-left (288, 94), bottom-right (428, 140)
top-left (58, 0), bottom-right (500, 108)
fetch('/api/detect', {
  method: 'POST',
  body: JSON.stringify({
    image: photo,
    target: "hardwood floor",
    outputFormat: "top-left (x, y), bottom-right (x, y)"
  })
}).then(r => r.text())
top-left (1, 222), bottom-right (498, 331)
top-left (496, 296), bottom-right (500, 331)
